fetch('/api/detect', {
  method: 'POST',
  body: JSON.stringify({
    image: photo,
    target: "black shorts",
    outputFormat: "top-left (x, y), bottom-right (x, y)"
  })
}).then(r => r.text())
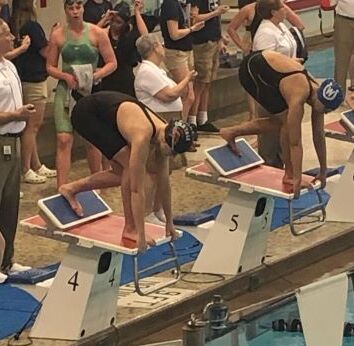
top-left (71, 97), bottom-right (127, 160)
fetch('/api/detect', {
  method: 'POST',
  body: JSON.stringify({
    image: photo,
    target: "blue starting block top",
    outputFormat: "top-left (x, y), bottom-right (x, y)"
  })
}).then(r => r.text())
top-left (7, 263), bottom-right (60, 285)
top-left (341, 110), bottom-right (354, 134)
top-left (38, 190), bottom-right (112, 229)
top-left (205, 138), bottom-right (264, 176)
top-left (174, 211), bottom-right (215, 226)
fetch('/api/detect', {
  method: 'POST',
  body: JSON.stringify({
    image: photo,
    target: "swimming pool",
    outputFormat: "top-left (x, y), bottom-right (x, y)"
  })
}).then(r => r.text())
top-left (203, 275), bottom-right (354, 346)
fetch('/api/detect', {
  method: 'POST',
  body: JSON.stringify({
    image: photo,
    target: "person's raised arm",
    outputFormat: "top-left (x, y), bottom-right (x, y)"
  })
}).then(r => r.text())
top-left (134, 0), bottom-right (148, 35)
top-left (93, 26), bottom-right (117, 82)
top-left (167, 19), bottom-right (205, 41)
top-left (154, 70), bottom-right (197, 102)
top-left (191, 4), bottom-right (229, 24)
top-left (5, 35), bottom-right (30, 60)
top-left (285, 4), bottom-right (305, 30)
top-left (227, 6), bottom-right (251, 53)
top-left (311, 111), bottom-right (327, 188)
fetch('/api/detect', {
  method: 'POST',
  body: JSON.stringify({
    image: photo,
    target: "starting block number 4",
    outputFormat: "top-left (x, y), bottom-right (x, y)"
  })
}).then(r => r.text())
top-left (30, 246), bottom-right (123, 340)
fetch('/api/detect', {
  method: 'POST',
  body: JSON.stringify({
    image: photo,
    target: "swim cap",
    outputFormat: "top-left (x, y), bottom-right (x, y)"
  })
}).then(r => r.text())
top-left (317, 79), bottom-right (344, 111)
top-left (165, 120), bottom-right (196, 154)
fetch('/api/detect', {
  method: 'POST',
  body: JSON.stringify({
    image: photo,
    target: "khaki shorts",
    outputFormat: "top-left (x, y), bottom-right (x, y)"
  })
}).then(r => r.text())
top-left (164, 49), bottom-right (194, 72)
top-left (22, 81), bottom-right (48, 104)
top-left (193, 41), bottom-right (220, 83)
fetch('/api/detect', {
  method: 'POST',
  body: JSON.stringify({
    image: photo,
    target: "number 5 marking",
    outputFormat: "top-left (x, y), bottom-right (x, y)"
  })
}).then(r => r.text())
top-left (229, 214), bottom-right (239, 232)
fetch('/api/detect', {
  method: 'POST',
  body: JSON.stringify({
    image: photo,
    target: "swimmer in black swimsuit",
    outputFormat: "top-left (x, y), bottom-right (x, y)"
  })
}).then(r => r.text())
top-left (59, 91), bottom-right (196, 252)
top-left (220, 50), bottom-right (344, 198)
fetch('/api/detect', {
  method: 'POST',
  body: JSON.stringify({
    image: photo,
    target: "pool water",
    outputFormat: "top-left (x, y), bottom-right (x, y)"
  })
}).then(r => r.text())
top-left (207, 283), bottom-right (354, 345)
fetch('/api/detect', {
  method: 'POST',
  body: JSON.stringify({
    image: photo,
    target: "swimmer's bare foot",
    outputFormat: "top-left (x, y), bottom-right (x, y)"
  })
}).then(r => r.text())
top-left (122, 228), bottom-right (156, 252)
top-left (58, 185), bottom-right (84, 217)
top-left (220, 128), bottom-right (240, 155)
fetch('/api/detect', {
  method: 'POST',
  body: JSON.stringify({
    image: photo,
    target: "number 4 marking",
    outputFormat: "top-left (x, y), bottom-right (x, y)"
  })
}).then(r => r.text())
top-left (68, 271), bottom-right (79, 292)
top-left (109, 268), bottom-right (116, 287)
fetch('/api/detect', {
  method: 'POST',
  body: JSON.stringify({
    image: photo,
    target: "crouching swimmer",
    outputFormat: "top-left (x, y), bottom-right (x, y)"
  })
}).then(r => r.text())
top-left (59, 91), bottom-right (196, 252)
top-left (220, 50), bottom-right (344, 198)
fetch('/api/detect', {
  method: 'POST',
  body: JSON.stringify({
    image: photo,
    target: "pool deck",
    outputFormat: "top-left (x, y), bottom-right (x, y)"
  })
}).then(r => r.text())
top-left (2, 104), bottom-right (354, 346)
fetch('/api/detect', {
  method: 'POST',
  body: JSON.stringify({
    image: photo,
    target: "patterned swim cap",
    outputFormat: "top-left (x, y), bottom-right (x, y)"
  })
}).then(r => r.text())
top-left (317, 79), bottom-right (344, 111)
top-left (164, 120), bottom-right (196, 154)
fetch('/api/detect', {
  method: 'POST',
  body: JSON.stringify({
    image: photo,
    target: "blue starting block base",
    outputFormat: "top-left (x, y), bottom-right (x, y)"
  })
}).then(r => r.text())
top-left (7, 263), bottom-right (60, 285)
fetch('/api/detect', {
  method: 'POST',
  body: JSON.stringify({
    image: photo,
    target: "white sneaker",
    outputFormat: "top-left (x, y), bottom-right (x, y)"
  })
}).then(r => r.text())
top-left (9, 262), bottom-right (32, 273)
top-left (36, 164), bottom-right (57, 178)
top-left (0, 272), bottom-right (7, 284)
top-left (145, 213), bottom-right (165, 226)
top-left (23, 169), bottom-right (47, 184)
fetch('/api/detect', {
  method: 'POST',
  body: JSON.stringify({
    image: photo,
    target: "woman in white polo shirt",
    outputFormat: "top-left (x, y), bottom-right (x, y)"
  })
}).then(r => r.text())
top-left (135, 33), bottom-right (196, 223)
top-left (252, 0), bottom-right (297, 58)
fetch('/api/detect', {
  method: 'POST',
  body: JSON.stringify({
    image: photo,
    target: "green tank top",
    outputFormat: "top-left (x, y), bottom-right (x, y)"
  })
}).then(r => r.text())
top-left (61, 22), bottom-right (98, 72)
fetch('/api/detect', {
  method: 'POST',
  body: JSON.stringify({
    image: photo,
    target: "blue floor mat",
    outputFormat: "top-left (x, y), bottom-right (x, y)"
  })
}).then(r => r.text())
top-left (0, 285), bottom-right (40, 339)
top-left (305, 47), bottom-right (334, 79)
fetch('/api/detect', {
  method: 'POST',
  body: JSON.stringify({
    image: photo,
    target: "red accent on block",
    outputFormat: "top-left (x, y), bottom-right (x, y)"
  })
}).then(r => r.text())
top-left (22, 215), bottom-right (166, 249)
top-left (325, 121), bottom-right (347, 135)
top-left (40, 0), bottom-right (47, 8)
top-left (190, 162), bottom-right (314, 195)
top-left (286, 0), bottom-right (319, 10)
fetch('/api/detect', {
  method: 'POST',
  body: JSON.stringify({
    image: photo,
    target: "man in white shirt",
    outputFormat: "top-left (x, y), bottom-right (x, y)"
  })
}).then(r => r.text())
top-left (0, 19), bottom-right (35, 280)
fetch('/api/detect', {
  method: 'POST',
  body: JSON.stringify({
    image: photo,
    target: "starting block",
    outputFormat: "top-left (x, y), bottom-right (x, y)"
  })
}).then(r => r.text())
top-left (20, 192), bottom-right (182, 341)
top-left (185, 139), bottom-right (324, 276)
top-left (325, 111), bottom-right (354, 222)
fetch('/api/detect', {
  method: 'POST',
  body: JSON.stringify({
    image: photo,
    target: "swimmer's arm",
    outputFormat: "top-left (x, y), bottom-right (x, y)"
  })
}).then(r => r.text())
top-left (227, 7), bottom-right (250, 52)
top-left (285, 4), bottom-right (305, 31)
top-left (311, 111), bottom-right (327, 180)
top-left (129, 138), bottom-right (150, 244)
top-left (46, 29), bottom-right (73, 82)
top-left (156, 158), bottom-right (173, 226)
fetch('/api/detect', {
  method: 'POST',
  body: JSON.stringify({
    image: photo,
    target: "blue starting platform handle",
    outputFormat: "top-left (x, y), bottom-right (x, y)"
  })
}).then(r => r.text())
top-left (287, 189), bottom-right (326, 236)
top-left (134, 242), bottom-right (181, 296)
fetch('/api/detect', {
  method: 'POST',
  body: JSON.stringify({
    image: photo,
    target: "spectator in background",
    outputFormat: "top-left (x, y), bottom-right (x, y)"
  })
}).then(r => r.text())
top-left (84, 0), bottom-right (112, 24)
top-left (0, 232), bottom-right (6, 283)
top-left (98, 0), bottom-right (148, 96)
top-left (189, 0), bottom-right (229, 133)
top-left (0, 18), bottom-right (35, 276)
top-left (135, 33), bottom-right (197, 224)
top-left (47, 0), bottom-right (116, 188)
top-left (0, 0), bottom-right (31, 61)
top-left (0, 0), bottom-right (10, 24)
top-left (11, 0), bottom-right (56, 184)
top-left (350, 55), bottom-right (354, 91)
top-left (160, 0), bottom-right (205, 130)
top-left (334, 0), bottom-right (354, 95)
top-left (227, 0), bottom-right (304, 120)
